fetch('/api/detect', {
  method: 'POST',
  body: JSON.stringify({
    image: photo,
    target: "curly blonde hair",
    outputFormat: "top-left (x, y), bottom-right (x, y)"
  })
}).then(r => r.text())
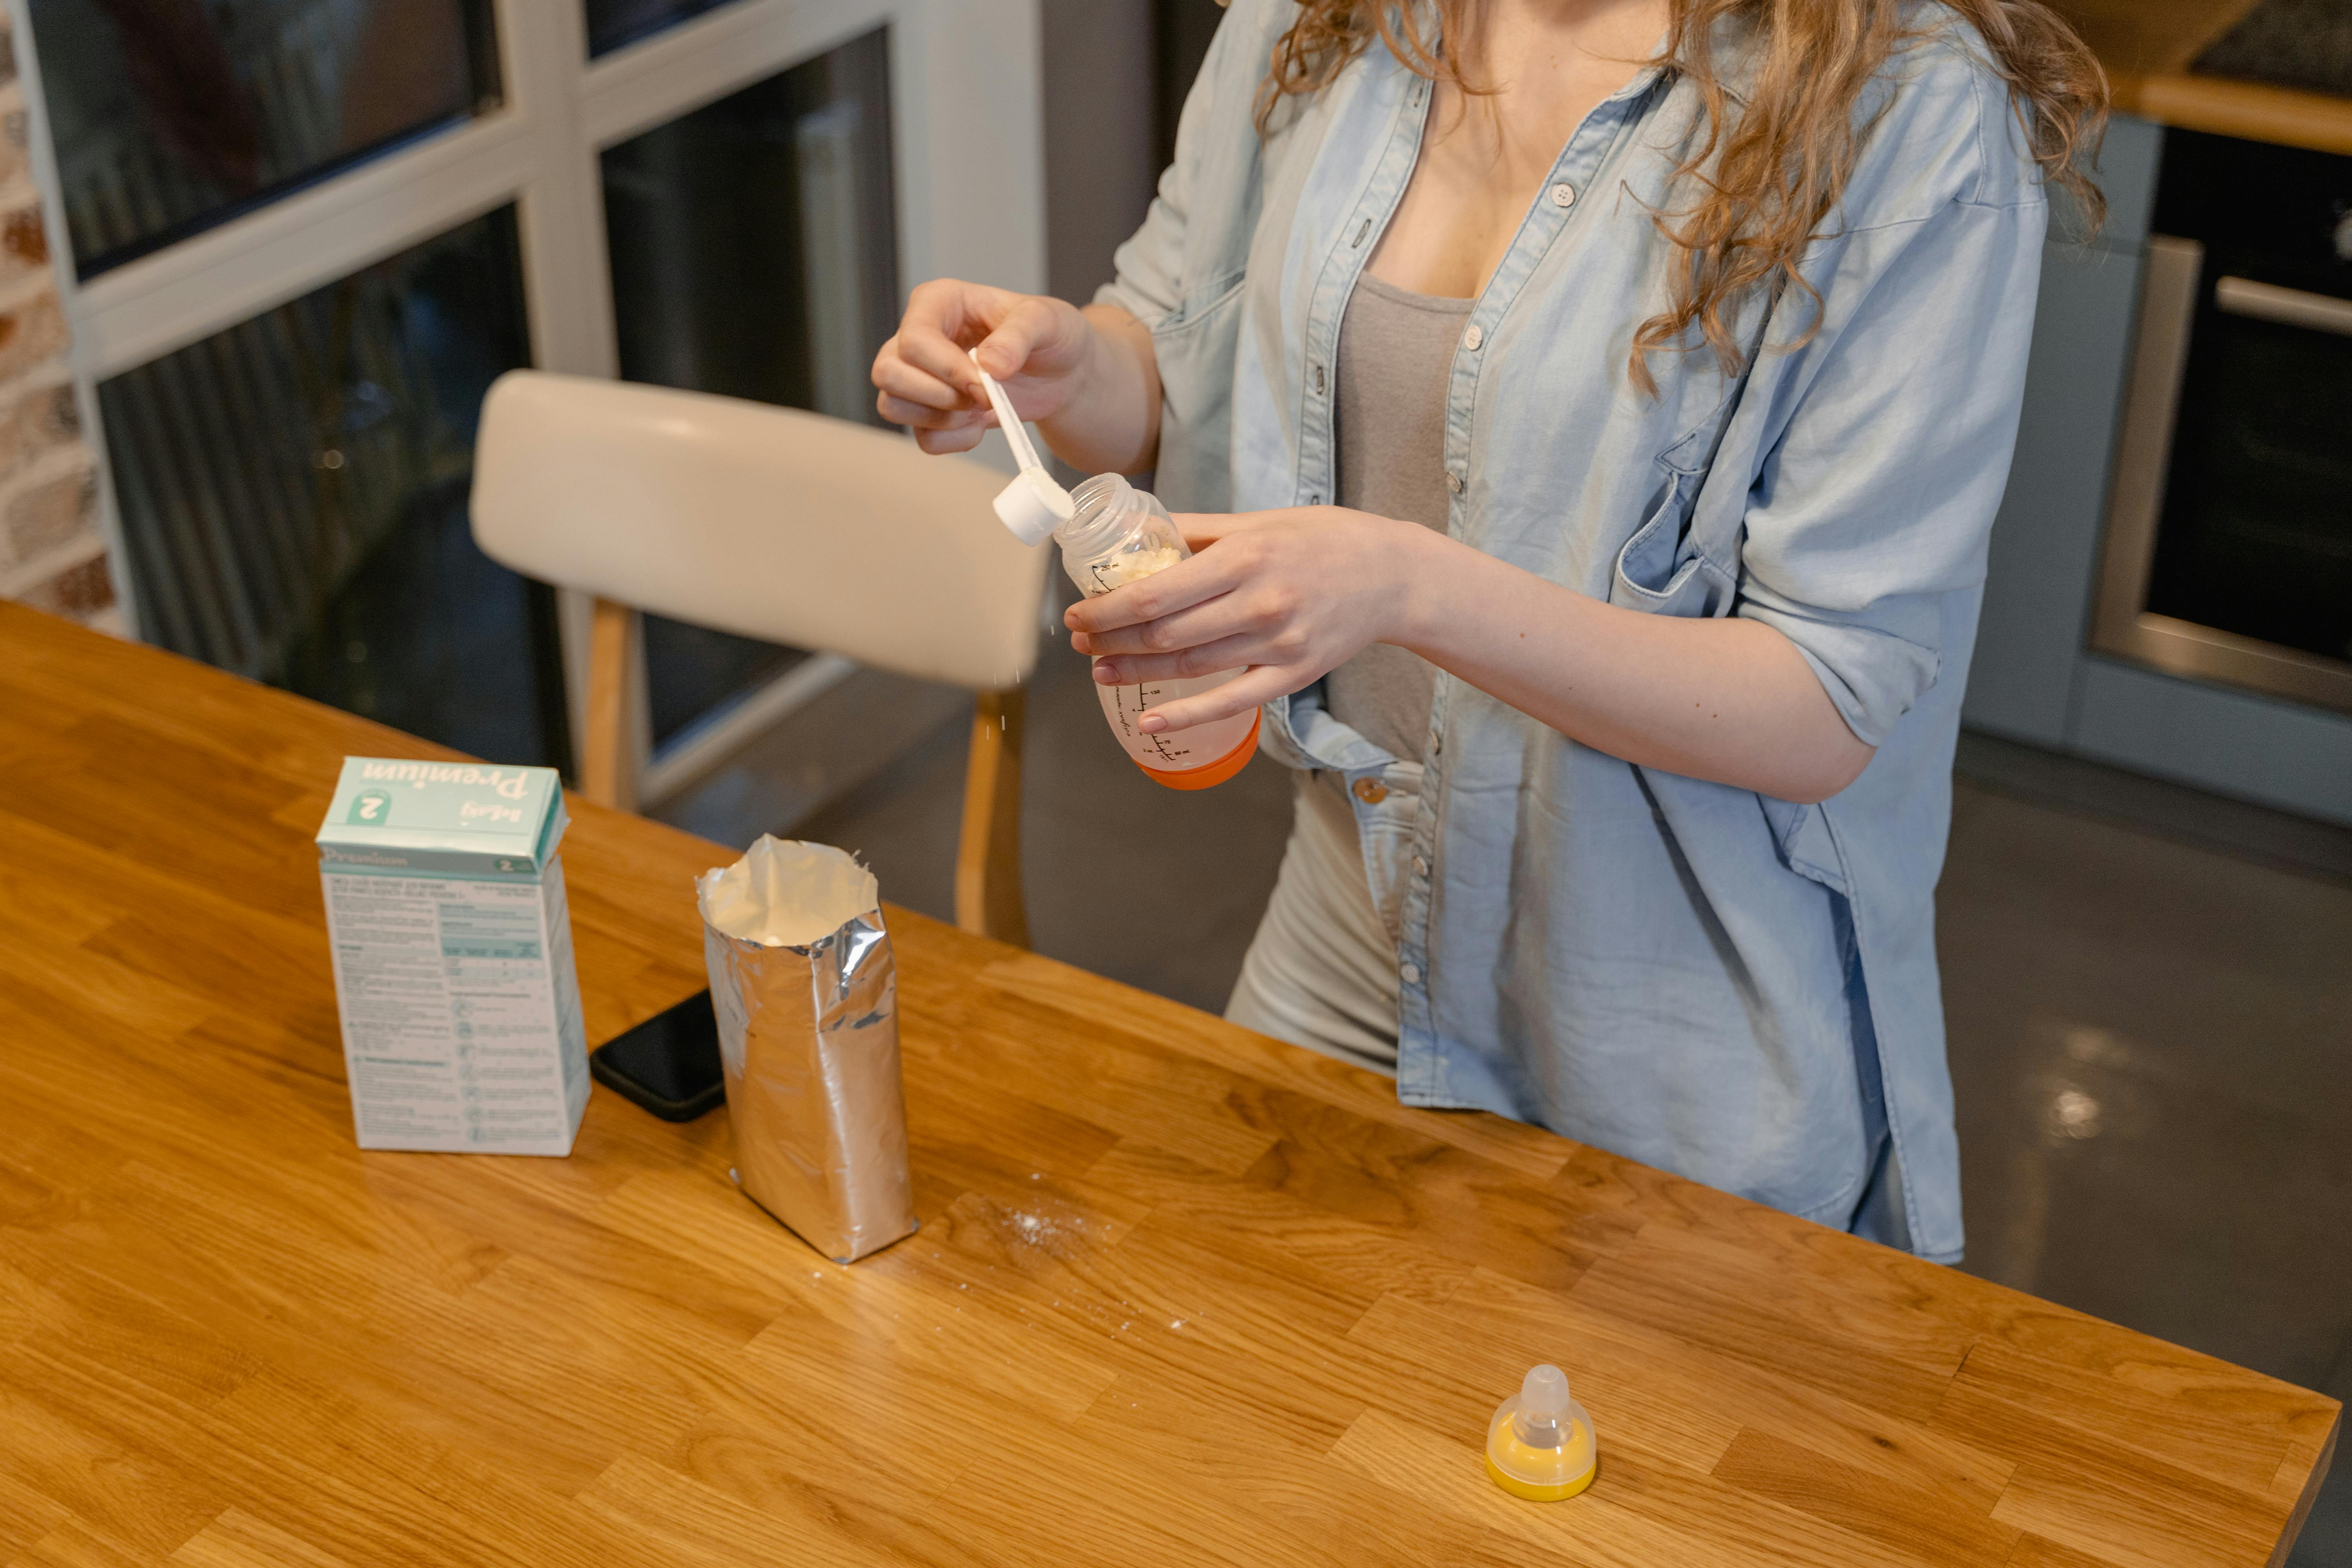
top-left (1259, 0), bottom-right (2107, 391)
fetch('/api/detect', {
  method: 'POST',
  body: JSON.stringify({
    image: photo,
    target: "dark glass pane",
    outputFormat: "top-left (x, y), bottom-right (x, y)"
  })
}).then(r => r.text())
top-left (2145, 313), bottom-right (2352, 665)
top-left (1153, 0), bottom-right (1224, 171)
top-left (602, 28), bottom-right (897, 748)
top-left (602, 29), bottom-right (895, 417)
top-left (2144, 133), bottom-right (2352, 668)
top-left (642, 616), bottom-right (799, 746)
top-left (100, 207), bottom-right (569, 771)
top-left (585, 0), bottom-right (735, 58)
top-left (32, 0), bottom-right (501, 277)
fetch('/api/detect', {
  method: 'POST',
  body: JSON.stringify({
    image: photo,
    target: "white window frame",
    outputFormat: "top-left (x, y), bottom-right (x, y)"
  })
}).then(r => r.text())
top-left (10, 0), bottom-right (1046, 792)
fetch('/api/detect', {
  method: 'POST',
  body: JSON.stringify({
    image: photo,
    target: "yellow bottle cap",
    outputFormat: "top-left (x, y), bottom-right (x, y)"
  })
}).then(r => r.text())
top-left (1485, 1364), bottom-right (1597, 1501)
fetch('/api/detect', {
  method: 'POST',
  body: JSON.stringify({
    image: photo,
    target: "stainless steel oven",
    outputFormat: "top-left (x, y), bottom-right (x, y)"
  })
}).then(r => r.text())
top-left (2092, 128), bottom-right (2352, 716)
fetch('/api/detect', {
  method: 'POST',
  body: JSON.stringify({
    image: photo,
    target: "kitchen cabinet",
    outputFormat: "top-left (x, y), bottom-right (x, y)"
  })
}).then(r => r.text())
top-left (1966, 113), bottom-right (2352, 826)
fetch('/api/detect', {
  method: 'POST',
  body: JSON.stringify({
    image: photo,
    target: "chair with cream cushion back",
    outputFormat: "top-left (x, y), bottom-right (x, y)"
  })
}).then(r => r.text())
top-left (469, 369), bottom-right (1046, 947)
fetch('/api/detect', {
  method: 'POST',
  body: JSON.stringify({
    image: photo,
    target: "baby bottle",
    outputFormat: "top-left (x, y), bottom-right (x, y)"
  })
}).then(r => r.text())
top-left (976, 357), bottom-right (1261, 790)
top-left (1485, 1364), bottom-right (1597, 1500)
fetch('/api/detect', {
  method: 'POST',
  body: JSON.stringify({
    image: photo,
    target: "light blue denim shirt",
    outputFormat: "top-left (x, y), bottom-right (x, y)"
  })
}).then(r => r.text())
top-left (1099, 0), bottom-right (2049, 1262)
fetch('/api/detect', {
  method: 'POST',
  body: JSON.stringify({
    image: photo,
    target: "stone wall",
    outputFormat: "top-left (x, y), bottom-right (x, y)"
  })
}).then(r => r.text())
top-left (0, 13), bottom-right (111, 629)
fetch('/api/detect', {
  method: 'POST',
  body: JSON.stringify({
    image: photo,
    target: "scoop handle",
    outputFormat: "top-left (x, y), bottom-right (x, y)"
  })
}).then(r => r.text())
top-left (969, 349), bottom-right (1047, 475)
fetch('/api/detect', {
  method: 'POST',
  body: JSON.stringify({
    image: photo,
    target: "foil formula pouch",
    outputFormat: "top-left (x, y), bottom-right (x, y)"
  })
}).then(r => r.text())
top-left (697, 836), bottom-right (916, 1263)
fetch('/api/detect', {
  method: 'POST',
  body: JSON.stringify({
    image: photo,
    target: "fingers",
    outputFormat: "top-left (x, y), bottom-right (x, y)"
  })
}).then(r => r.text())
top-left (1071, 584), bottom-right (1260, 659)
top-left (1171, 510), bottom-right (1258, 551)
top-left (1085, 606), bottom-right (1312, 685)
top-left (1133, 665), bottom-right (1305, 735)
top-left (876, 283), bottom-right (1093, 450)
top-left (886, 279), bottom-right (1017, 406)
top-left (878, 387), bottom-right (993, 434)
top-left (912, 421), bottom-right (989, 456)
top-left (873, 339), bottom-right (972, 422)
top-left (1065, 547), bottom-right (1248, 636)
top-left (972, 295), bottom-right (1066, 383)
top-left (1086, 627), bottom-right (1263, 686)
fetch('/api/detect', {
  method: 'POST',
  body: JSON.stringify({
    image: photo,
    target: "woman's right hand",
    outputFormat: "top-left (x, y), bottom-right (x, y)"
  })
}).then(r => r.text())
top-left (872, 280), bottom-right (1163, 476)
top-left (871, 280), bottom-right (1096, 455)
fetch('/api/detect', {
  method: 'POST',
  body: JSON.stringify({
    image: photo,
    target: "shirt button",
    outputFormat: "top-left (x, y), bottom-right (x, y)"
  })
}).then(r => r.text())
top-left (1312, 362), bottom-right (1325, 394)
top-left (1400, 961), bottom-right (1422, 986)
top-left (1430, 733), bottom-right (1443, 756)
top-left (1444, 470), bottom-right (1464, 494)
top-left (1353, 778), bottom-right (1388, 805)
top-left (1462, 324), bottom-right (1483, 351)
top-left (1351, 217), bottom-right (1372, 248)
top-left (1412, 854), bottom-right (1429, 877)
top-left (1550, 182), bottom-right (1577, 208)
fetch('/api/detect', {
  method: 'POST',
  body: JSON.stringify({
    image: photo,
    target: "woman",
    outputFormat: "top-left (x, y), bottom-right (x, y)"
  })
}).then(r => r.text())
top-left (871, 0), bottom-right (2104, 1262)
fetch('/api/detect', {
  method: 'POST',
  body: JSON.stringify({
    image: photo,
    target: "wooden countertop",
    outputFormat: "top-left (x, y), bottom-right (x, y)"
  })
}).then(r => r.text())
top-left (2062, 0), bottom-right (2265, 78)
top-left (2059, 0), bottom-right (2352, 156)
top-left (0, 599), bottom-right (2338, 1566)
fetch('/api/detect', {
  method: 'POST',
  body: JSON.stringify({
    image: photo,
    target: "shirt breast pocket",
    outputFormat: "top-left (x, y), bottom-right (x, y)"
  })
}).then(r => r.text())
top-left (1609, 464), bottom-right (1734, 619)
top-left (1153, 268), bottom-right (1247, 343)
top-left (1149, 269), bottom-right (1250, 512)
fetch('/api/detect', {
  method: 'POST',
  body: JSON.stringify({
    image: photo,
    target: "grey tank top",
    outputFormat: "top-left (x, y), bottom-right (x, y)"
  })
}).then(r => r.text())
top-left (1326, 272), bottom-right (1473, 761)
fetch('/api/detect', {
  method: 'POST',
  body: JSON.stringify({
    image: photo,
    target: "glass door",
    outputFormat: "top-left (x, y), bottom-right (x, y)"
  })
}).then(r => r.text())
top-left (2090, 128), bottom-right (2352, 717)
top-left (97, 206), bottom-right (564, 762)
top-left (599, 26), bottom-right (897, 794)
top-left (19, 0), bottom-right (1046, 782)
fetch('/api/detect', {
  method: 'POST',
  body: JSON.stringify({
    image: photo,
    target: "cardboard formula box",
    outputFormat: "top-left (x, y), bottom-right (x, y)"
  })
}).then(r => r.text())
top-left (316, 758), bottom-right (589, 1155)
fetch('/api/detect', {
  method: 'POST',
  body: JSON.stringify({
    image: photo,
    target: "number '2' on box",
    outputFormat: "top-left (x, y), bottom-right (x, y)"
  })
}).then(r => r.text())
top-left (316, 758), bottom-right (589, 1155)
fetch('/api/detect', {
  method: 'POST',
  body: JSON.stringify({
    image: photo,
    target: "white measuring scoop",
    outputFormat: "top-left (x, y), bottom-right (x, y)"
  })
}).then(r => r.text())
top-left (970, 347), bottom-right (1074, 546)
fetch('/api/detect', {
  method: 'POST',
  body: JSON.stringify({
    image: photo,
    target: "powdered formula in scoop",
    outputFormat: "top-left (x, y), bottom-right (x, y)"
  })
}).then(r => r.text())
top-left (697, 836), bottom-right (916, 1263)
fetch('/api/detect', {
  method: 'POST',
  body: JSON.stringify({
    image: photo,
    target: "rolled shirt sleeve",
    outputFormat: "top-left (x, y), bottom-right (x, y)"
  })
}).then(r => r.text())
top-left (1735, 192), bottom-right (2048, 747)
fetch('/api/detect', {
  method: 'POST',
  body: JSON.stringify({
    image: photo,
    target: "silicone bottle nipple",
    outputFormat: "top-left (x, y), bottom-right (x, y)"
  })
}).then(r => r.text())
top-left (970, 349), bottom-right (1073, 546)
top-left (1485, 1364), bottom-right (1597, 1501)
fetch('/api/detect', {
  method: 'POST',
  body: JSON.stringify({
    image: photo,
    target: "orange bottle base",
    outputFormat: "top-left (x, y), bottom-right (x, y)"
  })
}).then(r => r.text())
top-left (1134, 709), bottom-right (1261, 791)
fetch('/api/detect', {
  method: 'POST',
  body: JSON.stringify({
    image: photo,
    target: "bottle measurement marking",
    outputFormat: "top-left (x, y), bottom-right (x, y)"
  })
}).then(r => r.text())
top-left (963, 353), bottom-right (1259, 789)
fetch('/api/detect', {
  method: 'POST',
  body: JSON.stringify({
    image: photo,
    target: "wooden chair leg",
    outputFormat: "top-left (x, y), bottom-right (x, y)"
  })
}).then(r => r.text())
top-left (582, 596), bottom-right (641, 813)
top-left (956, 685), bottom-right (1029, 949)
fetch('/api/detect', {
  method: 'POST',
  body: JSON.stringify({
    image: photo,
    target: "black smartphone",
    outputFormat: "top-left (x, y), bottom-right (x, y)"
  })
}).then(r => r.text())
top-left (590, 990), bottom-right (725, 1121)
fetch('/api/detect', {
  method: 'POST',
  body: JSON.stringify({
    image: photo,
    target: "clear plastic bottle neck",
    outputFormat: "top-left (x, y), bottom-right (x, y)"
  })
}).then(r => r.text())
top-left (1058, 472), bottom-right (1141, 556)
top-left (1054, 474), bottom-right (1190, 598)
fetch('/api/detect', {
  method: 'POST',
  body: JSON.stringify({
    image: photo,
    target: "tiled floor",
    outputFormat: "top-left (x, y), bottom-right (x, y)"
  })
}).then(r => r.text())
top-left (1938, 756), bottom-right (2352, 1567)
top-left (689, 645), bottom-right (2352, 1564)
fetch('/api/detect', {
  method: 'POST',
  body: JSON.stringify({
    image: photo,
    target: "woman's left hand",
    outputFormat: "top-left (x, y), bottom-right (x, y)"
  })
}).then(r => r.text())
top-left (1065, 506), bottom-right (1436, 734)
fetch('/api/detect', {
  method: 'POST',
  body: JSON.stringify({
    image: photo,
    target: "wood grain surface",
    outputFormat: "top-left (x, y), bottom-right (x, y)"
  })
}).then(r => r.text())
top-left (0, 601), bottom-right (2337, 1566)
top-left (2119, 73), bottom-right (2352, 159)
